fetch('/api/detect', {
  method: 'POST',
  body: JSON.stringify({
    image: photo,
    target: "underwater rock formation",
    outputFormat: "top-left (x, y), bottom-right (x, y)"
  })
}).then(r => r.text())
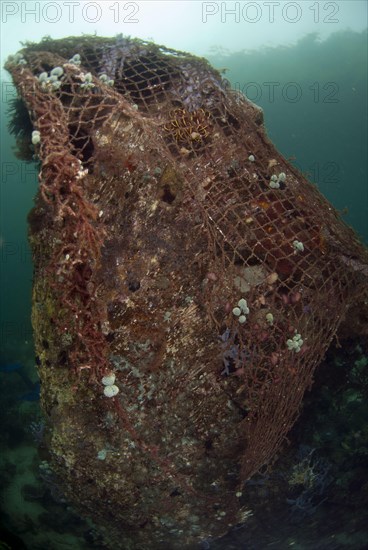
top-left (5, 36), bottom-right (368, 549)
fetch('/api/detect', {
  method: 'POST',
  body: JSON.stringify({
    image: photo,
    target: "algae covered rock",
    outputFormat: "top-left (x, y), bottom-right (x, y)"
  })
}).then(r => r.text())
top-left (5, 35), bottom-right (368, 549)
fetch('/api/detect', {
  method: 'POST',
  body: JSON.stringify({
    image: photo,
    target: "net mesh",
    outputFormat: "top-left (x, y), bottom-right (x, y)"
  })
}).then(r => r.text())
top-left (6, 35), bottom-right (368, 509)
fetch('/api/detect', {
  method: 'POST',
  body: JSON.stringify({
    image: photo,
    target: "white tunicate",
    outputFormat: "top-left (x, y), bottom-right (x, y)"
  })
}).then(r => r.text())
top-left (293, 240), bottom-right (304, 252)
top-left (38, 72), bottom-right (48, 82)
top-left (31, 130), bottom-right (41, 145)
top-left (103, 384), bottom-right (119, 398)
top-left (278, 172), bottom-right (286, 182)
top-left (102, 373), bottom-right (116, 386)
top-left (238, 315), bottom-right (247, 324)
top-left (232, 307), bottom-right (241, 317)
top-left (238, 298), bottom-right (249, 314)
top-left (69, 53), bottom-right (81, 65)
top-left (266, 312), bottom-right (274, 324)
top-left (15, 54), bottom-right (26, 65)
top-left (81, 81), bottom-right (95, 90)
top-left (269, 180), bottom-right (280, 189)
top-left (51, 66), bottom-right (64, 77)
top-left (287, 333), bottom-right (303, 352)
top-left (248, 154), bottom-right (255, 162)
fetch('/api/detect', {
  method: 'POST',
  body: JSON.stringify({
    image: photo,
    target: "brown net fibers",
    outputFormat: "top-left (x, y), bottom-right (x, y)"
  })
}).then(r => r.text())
top-left (5, 36), bottom-right (368, 548)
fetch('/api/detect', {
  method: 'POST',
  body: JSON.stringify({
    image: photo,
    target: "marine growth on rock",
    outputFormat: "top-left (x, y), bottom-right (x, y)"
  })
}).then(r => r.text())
top-left (5, 35), bottom-right (368, 550)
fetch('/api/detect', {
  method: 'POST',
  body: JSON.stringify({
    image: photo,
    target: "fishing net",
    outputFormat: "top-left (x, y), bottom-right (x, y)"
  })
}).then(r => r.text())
top-left (5, 35), bottom-right (368, 548)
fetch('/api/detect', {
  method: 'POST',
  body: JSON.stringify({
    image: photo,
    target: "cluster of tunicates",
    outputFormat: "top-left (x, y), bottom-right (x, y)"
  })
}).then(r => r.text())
top-left (101, 373), bottom-right (119, 397)
top-left (269, 172), bottom-right (286, 189)
top-left (38, 66), bottom-right (64, 91)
